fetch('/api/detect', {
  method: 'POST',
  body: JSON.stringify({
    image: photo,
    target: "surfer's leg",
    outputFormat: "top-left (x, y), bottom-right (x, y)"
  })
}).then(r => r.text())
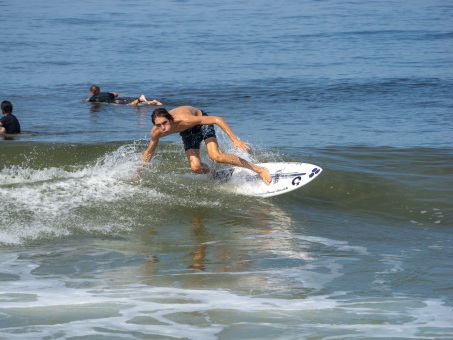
top-left (138, 95), bottom-right (162, 106)
top-left (127, 98), bottom-right (141, 106)
top-left (204, 138), bottom-right (271, 185)
top-left (185, 148), bottom-right (210, 174)
top-left (146, 99), bottom-right (162, 106)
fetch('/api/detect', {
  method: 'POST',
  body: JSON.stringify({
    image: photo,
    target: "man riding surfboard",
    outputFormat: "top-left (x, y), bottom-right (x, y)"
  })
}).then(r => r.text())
top-left (137, 106), bottom-right (271, 185)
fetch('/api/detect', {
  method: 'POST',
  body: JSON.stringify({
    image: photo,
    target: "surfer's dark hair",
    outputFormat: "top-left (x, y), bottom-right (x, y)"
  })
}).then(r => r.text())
top-left (89, 85), bottom-right (100, 95)
top-left (1, 101), bottom-right (13, 114)
top-left (152, 108), bottom-right (174, 125)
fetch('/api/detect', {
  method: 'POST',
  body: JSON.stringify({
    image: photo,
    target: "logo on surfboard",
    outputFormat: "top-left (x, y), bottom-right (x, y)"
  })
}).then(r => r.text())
top-left (292, 176), bottom-right (301, 186)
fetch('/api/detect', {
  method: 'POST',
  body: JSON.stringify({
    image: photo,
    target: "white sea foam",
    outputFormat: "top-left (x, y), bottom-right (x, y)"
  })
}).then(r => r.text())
top-left (0, 146), bottom-right (164, 245)
top-left (1, 213), bottom-right (452, 339)
top-left (0, 254), bottom-right (451, 340)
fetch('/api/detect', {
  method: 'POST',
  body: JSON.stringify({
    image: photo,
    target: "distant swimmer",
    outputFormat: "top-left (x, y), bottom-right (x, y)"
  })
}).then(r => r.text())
top-left (88, 85), bottom-right (162, 106)
top-left (137, 106), bottom-right (271, 185)
top-left (0, 100), bottom-right (21, 134)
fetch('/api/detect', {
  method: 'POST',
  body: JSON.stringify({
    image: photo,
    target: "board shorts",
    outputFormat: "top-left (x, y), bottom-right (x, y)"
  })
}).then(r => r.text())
top-left (179, 110), bottom-right (216, 151)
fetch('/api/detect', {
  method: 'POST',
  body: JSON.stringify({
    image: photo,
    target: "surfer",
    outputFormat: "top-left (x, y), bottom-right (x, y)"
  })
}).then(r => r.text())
top-left (138, 106), bottom-right (272, 185)
top-left (88, 85), bottom-right (162, 106)
top-left (0, 100), bottom-right (21, 134)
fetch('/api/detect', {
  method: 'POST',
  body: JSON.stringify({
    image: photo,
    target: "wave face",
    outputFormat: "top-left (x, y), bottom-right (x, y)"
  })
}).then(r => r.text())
top-left (1, 142), bottom-right (451, 245)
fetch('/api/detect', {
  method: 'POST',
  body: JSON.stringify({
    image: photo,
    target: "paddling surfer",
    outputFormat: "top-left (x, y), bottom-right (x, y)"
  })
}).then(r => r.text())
top-left (88, 85), bottom-right (162, 106)
top-left (138, 106), bottom-right (271, 185)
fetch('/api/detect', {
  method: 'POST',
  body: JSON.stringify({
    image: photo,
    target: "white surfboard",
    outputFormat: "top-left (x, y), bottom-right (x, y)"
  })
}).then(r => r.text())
top-left (212, 162), bottom-right (322, 198)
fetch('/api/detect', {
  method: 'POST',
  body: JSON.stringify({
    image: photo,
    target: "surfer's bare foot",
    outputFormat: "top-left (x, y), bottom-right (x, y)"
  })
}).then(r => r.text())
top-left (139, 95), bottom-right (162, 106)
top-left (258, 167), bottom-right (272, 185)
top-left (148, 99), bottom-right (162, 106)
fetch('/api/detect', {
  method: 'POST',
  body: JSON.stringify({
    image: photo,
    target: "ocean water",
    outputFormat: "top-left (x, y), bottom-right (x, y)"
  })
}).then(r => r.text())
top-left (1, 0), bottom-right (452, 339)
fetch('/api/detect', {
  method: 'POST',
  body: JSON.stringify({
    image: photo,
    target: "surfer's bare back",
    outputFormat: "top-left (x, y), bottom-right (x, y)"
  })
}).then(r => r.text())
top-left (138, 106), bottom-right (271, 185)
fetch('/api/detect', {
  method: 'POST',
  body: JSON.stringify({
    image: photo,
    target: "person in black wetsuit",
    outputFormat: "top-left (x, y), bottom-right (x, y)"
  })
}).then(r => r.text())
top-left (0, 101), bottom-right (21, 134)
top-left (88, 85), bottom-right (162, 106)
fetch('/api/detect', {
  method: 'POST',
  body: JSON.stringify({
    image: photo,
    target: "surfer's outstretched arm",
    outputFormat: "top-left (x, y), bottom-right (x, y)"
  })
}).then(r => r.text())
top-left (141, 140), bottom-right (158, 163)
top-left (198, 115), bottom-right (250, 152)
top-left (136, 130), bottom-right (160, 176)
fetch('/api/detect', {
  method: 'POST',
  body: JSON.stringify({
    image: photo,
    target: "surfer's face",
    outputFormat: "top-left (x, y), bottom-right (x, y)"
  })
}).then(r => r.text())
top-left (154, 117), bottom-right (171, 132)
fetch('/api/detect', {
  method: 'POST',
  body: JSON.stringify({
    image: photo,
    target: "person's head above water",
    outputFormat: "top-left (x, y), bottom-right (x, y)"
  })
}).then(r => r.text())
top-left (151, 108), bottom-right (174, 125)
top-left (89, 85), bottom-right (100, 95)
top-left (1, 100), bottom-right (13, 115)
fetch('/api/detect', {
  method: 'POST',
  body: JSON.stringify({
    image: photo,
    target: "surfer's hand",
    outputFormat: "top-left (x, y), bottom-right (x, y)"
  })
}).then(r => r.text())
top-left (233, 139), bottom-right (250, 153)
top-left (126, 174), bottom-right (141, 185)
top-left (133, 163), bottom-right (147, 181)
